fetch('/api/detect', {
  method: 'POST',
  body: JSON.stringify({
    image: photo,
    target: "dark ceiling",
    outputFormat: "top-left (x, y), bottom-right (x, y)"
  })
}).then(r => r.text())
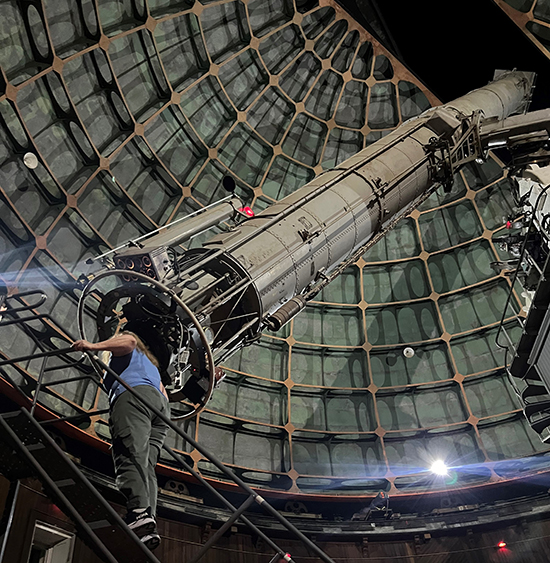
top-left (338, 0), bottom-right (550, 111)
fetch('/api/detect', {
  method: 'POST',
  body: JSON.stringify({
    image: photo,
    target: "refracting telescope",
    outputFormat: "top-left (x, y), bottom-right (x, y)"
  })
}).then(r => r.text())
top-left (78, 70), bottom-right (550, 420)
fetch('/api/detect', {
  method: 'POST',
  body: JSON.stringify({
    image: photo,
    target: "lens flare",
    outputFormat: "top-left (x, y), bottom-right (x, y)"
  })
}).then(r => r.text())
top-left (430, 460), bottom-right (448, 476)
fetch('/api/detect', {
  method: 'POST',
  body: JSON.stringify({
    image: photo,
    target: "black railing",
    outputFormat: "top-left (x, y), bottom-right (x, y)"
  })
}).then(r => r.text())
top-left (0, 292), bottom-right (335, 563)
top-left (495, 183), bottom-right (550, 369)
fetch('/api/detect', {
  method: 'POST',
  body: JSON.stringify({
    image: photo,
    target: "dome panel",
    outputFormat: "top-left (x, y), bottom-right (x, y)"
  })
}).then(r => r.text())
top-left (0, 0), bottom-right (540, 502)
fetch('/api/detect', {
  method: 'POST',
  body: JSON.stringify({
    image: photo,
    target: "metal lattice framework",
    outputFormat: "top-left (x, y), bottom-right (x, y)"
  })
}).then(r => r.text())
top-left (493, 0), bottom-right (550, 59)
top-left (0, 0), bottom-right (549, 501)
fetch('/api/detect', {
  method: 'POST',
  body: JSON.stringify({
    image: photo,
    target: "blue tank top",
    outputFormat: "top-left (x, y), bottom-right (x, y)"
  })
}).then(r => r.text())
top-left (106, 349), bottom-right (162, 404)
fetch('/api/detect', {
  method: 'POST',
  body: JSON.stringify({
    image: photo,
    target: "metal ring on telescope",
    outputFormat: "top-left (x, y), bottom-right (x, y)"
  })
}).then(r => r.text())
top-left (77, 269), bottom-right (216, 421)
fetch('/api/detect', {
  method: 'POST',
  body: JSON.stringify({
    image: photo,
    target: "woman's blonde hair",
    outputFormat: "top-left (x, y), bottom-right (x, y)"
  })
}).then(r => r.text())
top-left (121, 330), bottom-right (160, 368)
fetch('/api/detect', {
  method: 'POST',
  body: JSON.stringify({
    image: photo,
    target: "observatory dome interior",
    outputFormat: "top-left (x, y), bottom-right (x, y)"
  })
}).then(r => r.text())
top-left (2, 0), bottom-right (550, 508)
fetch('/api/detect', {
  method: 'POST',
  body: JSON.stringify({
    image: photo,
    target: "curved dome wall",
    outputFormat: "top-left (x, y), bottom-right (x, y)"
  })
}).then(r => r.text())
top-left (0, 0), bottom-right (548, 499)
top-left (494, 0), bottom-right (550, 59)
top-left (211, 157), bottom-right (550, 495)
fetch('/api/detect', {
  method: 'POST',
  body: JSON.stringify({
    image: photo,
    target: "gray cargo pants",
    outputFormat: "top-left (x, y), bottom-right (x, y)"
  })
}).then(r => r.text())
top-left (109, 385), bottom-right (169, 514)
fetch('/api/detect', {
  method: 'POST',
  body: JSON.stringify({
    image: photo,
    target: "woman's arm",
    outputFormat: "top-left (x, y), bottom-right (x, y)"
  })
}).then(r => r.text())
top-left (72, 334), bottom-right (137, 356)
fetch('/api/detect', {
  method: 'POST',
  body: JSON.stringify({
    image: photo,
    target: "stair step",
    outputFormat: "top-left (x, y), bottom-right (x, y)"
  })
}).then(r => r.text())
top-left (0, 409), bottom-right (160, 563)
top-left (529, 414), bottom-right (550, 434)
top-left (524, 401), bottom-right (550, 418)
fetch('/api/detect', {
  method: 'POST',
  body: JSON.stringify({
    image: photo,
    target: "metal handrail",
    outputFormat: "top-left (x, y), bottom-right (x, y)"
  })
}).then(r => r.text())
top-left (495, 182), bottom-right (550, 359)
top-left (91, 353), bottom-right (334, 563)
top-left (0, 317), bottom-right (334, 563)
top-left (0, 289), bottom-right (48, 314)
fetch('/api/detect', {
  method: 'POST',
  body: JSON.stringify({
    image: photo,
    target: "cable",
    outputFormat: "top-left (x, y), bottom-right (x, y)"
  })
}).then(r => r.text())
top-left (167, 246), bottom-right (181, 280)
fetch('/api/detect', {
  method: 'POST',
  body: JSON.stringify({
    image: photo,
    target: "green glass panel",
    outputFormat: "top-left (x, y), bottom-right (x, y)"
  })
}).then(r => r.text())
top-left (218, 123), bottom-right (273, 187)
top-left (462, 158), bottom-right (503, 190)
top-left (79, 172), bottom-right (155, 246)
top-left (145, 105), bottom-right (207, 187)
top-left (223, 338), bottom-right (288, 381)
top-left (439, 280), bottom-right (518, 335)
top-left (378, 383), bottom-right (465, 430)
top-left (314, 20), bottom-right (348, 59)
top-left (97, 0), bottom-right (146, 36)
top-left (351, 41), bottom-right (373, 79)
top-left (18, 77), bottom-right (95, 193)
top-left (331, 30), bottom-right (359, 73)
top-left (479, 415), bottom-right (548, 461)
top-left (282, 113), bottom-right (327, 166)
top-left (64, 50), bottom-right (132, 156)
top-left (398, 80), bottom-right (430, 121)
top-left (201, 1), bottom-right (251, 64)
top-left (418, 200), bottom-right (483, 253)
top-left (335, 81), bottom-right (368, 129)
top-left (219, 48), bottom-right (269, 110)
top-left (363, 218), bottom-right (420, 262)
top-left (370, 343), bottom-right (453, 388)
top-left (109, 31), bottom-right (169, 122)
top-left (319, 268), bottom-right (361, 304)
top-left (301, 6), bottom-right (335, 39)
top-left (365, 301), bottom-right (441, 345)
top-left (451, 324), bottom-right (522, 375)
top-left (464, 371), bottom-right (522, 418)
top-left (110, 138), bottom-right (180, 224)
top-left (418, 172), bottom-right (466, 211)
top-left (290, 346), bottom-right (369, 387)
top-left (305, 69), bottom-right (343, 120)
top-left (248, 0), bottom-right (294, 38)
top-left (43, 0), bottom-right (99, 57)
top-left (373, 55), bottom-right (393, 80)
top-left (154, 13), bottom-right (209, 91)
top-left (428, 240), bottom-right (497, 294)
top-left (262, 155), bottom-right (314, 200)
top-left (247, 87), bottom-right (295, 144)
top-left (363, 260), bottom-right (430, 303)
top-left (180, 76), bottom-right (237, 147)
top-left (368, 82), bottom-right (399, 129)
top-left (259, 24), bottom-right (304, 74)
top-left (279, 52), bottom-right (322, 102)
top-left (293, 305), bottom-right (364, 346)
top-left (322, 128), bottom-right (363, 170)
top-left (527, 20), bottom-right (550, 47)
top-left (475, 178), bottom-right (516, 230)
top-left (534, 0), bottom-right (550, 23)
top-left (0, 1), bottom-right (49, 84)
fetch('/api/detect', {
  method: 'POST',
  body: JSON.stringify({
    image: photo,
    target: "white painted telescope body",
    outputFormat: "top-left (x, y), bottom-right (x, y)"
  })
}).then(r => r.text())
top-left (83, 70), bottom-right (550, 411)
top-left (199, 71), bottom-right (536, 329)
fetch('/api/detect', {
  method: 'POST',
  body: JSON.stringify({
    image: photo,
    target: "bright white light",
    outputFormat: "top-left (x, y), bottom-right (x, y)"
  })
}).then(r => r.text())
top-left (403, 347), bottom-right (415, 358)
top-left (430, 460), bottom-right (448, 476)
top-left (23, 152), bottom-right (38, 169)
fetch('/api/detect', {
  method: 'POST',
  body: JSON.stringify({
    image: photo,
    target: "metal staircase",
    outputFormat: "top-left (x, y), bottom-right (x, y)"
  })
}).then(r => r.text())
top-left (496, 185), bottom-right (550, 442)
top-left (0, 291), bottom-right (335, 563)
top-left (0, 408), bottom-right (160, 563)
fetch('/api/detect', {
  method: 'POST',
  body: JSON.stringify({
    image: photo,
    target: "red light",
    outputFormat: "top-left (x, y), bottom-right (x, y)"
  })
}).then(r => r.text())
top-left (239, 206), bottom-right (254, 217)
top-left (498, 541), bottom-right (507, 548)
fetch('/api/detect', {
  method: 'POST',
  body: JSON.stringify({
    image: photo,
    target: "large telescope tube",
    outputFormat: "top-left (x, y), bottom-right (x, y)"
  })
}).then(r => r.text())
top-left (81, 71), bottom-right (537, 417)
top-left (202, 71), bottom-right (535, 323)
